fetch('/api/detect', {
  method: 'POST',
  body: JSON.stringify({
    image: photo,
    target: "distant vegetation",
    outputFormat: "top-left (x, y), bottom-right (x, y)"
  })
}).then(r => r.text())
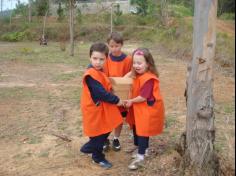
top-left (0, 0), bottom-right (234, 75)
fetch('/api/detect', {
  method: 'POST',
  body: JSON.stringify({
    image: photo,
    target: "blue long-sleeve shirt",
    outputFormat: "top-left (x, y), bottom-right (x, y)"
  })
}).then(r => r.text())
top-left (85, 75), bottom-right (120, 105)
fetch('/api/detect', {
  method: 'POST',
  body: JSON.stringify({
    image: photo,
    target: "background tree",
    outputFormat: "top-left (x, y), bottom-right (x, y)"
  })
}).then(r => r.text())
top-left (28, 0), bottom-right (33, 23)
top-left (218, 0), bottom-right (235, 16)
top-left (160, 0), bottom-right (169, 26)
top-left (69, 0), bottom-right (76, 56)
top-left (57, 2), bottom-right (64, 21)
top-left (13, 0), bottom-right (28, 18)
top-left (35, 0), bottom-right (49, 16)
top-left (113, 4), bottom-right (123, 26)
top-left (130, 0), bottom-right (149, 16)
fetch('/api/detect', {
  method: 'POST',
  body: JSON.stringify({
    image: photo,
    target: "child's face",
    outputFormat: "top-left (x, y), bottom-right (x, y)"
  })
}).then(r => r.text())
top-left (90, 51), bottom-right (106, 70)
top-left (133, 54), bottom-right (148, 74)
top-left (108, 39), bottom-right (122, 56)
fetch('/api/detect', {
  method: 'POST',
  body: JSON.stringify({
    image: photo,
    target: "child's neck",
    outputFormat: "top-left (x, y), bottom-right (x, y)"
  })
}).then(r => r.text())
top-left (111, 51), bottom-right (122, 57)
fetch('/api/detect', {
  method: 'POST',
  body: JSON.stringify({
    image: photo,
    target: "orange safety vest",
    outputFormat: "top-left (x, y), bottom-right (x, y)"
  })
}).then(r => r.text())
top-left (126, 72), bottom-right (165, 137)
top-left (103, 54), bottom-right (132, 77)
top-left (80, 68), bottom-right (123, 137)
top-left (103, 54), bottom-right (132, 113)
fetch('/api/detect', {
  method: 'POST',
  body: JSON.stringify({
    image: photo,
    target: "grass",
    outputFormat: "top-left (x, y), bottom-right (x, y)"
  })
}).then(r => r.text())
top-left (38, 150), bottom-right (50, 158)
top-left (216, 33), bottom-right (235, 71)
top-left (165, 115), bottom-right (177, 128)
top-left (0, 87), bottom-right (39, 100)
top-left (219, 13), bottom-right (235, 20)
top-left (0, 10), bottom-right (234, 76)
top-left (53, 71), bottom-right (83, 82)
top-left (13, 152), bottom-right (33, 160)
top-left (0, 42), bottom-right (91, 66)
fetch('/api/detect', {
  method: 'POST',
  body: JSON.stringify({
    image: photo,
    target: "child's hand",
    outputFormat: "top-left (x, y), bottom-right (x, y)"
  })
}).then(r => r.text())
top-left (124, 100), bottom-right (133, 108)
top-left (117, 100), bottom-right (124, 107)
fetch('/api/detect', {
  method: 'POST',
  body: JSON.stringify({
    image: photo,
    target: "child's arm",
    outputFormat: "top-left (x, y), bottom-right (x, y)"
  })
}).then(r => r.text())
top-left (124, 96), bottom-right (146, 108)
top-left (85, 76), bottom-right (122, 106)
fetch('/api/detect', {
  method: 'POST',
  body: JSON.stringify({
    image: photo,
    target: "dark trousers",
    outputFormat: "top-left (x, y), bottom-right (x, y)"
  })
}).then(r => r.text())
top-left (133, 126), bottom-right (149, 155)
top-left (80, 132), bottom-right (110, 163)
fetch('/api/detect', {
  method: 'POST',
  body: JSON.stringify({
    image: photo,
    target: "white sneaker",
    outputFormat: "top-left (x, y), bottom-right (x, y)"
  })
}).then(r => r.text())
top-left (131, 149), bottom-right (149, 159)
top-left (128, 157), bottom-right (144, 170)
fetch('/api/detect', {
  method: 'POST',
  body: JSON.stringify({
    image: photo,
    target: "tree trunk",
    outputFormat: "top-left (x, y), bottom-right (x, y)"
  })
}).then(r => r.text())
top-left (42, 10), bottom-right (48, 38)
top-left (179, 0), bottom-right (219, 175)
top-left (28, 0), bottom-right (32, 23)
top-left (160, 0), bottom-right (168, 26)
top-left (69, 0), bottom-right (75, 56)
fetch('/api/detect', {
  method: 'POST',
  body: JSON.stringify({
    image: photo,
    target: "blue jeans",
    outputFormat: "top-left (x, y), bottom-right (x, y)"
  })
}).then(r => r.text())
top-left (80, 132), bottom-right (110, 162)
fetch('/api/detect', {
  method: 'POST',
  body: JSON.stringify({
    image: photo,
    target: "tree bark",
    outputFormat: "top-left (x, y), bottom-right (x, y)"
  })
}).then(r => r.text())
top-left (69, 0), bottom-right (75, 56)
top-left (161, 0), bottom-right (168, 26)
top-left (42, 10), bottom-right (48, 38)
top-left (180, 0), bottom-right (219, 175)
top-left (28, 0), bottom-right (32, 23)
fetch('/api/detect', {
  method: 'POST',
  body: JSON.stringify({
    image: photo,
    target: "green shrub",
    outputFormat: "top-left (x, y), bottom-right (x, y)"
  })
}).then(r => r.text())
top-left (0, 16), bottom-right (11, 24)
top-left (219, 13), bottom-right (235, 20)
top-left (169, 4), bottom-right (193, 17)
top-left (1, 31), bottom-right (26, 41)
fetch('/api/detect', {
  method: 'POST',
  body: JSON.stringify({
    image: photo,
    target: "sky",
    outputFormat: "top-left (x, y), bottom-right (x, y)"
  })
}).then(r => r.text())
top-left (2, 0), bottom-right (28, 11)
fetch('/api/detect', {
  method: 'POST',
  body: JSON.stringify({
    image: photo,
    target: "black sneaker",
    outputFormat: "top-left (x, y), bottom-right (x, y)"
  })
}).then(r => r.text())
top-left (103, 139), bottom-right (110, 152)
top-left (112, 139), bottom-right (121, 151)
top-left (93, 159), bottom-right (112, 169)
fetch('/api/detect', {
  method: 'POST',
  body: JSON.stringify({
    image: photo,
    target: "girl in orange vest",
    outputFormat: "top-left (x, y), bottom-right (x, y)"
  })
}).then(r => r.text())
top-left (103, 32), bottom-right (132, 151)
top-left (80, 42), bottom-right (123, 169)
top-left (124, 48), bottom-right (165, 170)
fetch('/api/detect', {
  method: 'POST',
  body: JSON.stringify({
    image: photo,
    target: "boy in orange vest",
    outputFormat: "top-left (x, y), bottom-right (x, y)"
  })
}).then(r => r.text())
top-left (103, 31), bottom-right (132, 151)
top-left (124, 48), bottom-right (165, 170)
top-left (80, 42), bottom-right (124, 169)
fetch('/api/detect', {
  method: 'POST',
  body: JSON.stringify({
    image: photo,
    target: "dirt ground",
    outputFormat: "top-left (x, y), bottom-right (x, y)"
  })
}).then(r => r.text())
top-left (0, 41), bottom-right (235, 176)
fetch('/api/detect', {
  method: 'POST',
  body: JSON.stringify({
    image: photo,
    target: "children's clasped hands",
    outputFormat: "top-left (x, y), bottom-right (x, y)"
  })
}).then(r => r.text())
top-left (117, 99), bottom-right (133, 108)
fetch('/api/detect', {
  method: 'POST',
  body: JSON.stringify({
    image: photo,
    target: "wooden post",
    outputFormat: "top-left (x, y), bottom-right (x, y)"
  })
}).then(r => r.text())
top-left (179, 0), bottom-right (219, 175)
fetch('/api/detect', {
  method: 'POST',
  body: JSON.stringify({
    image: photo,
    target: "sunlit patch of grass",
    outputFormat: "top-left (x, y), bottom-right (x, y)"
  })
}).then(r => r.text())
top-left (0, 42), bottom-right (90, 67)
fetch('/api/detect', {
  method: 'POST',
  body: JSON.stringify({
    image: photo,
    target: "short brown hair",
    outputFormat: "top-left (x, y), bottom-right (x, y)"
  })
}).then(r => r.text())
top-left (89, 42), bottom-right (109, 57)
top-left (107, 32), bottom-right (123, 45)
